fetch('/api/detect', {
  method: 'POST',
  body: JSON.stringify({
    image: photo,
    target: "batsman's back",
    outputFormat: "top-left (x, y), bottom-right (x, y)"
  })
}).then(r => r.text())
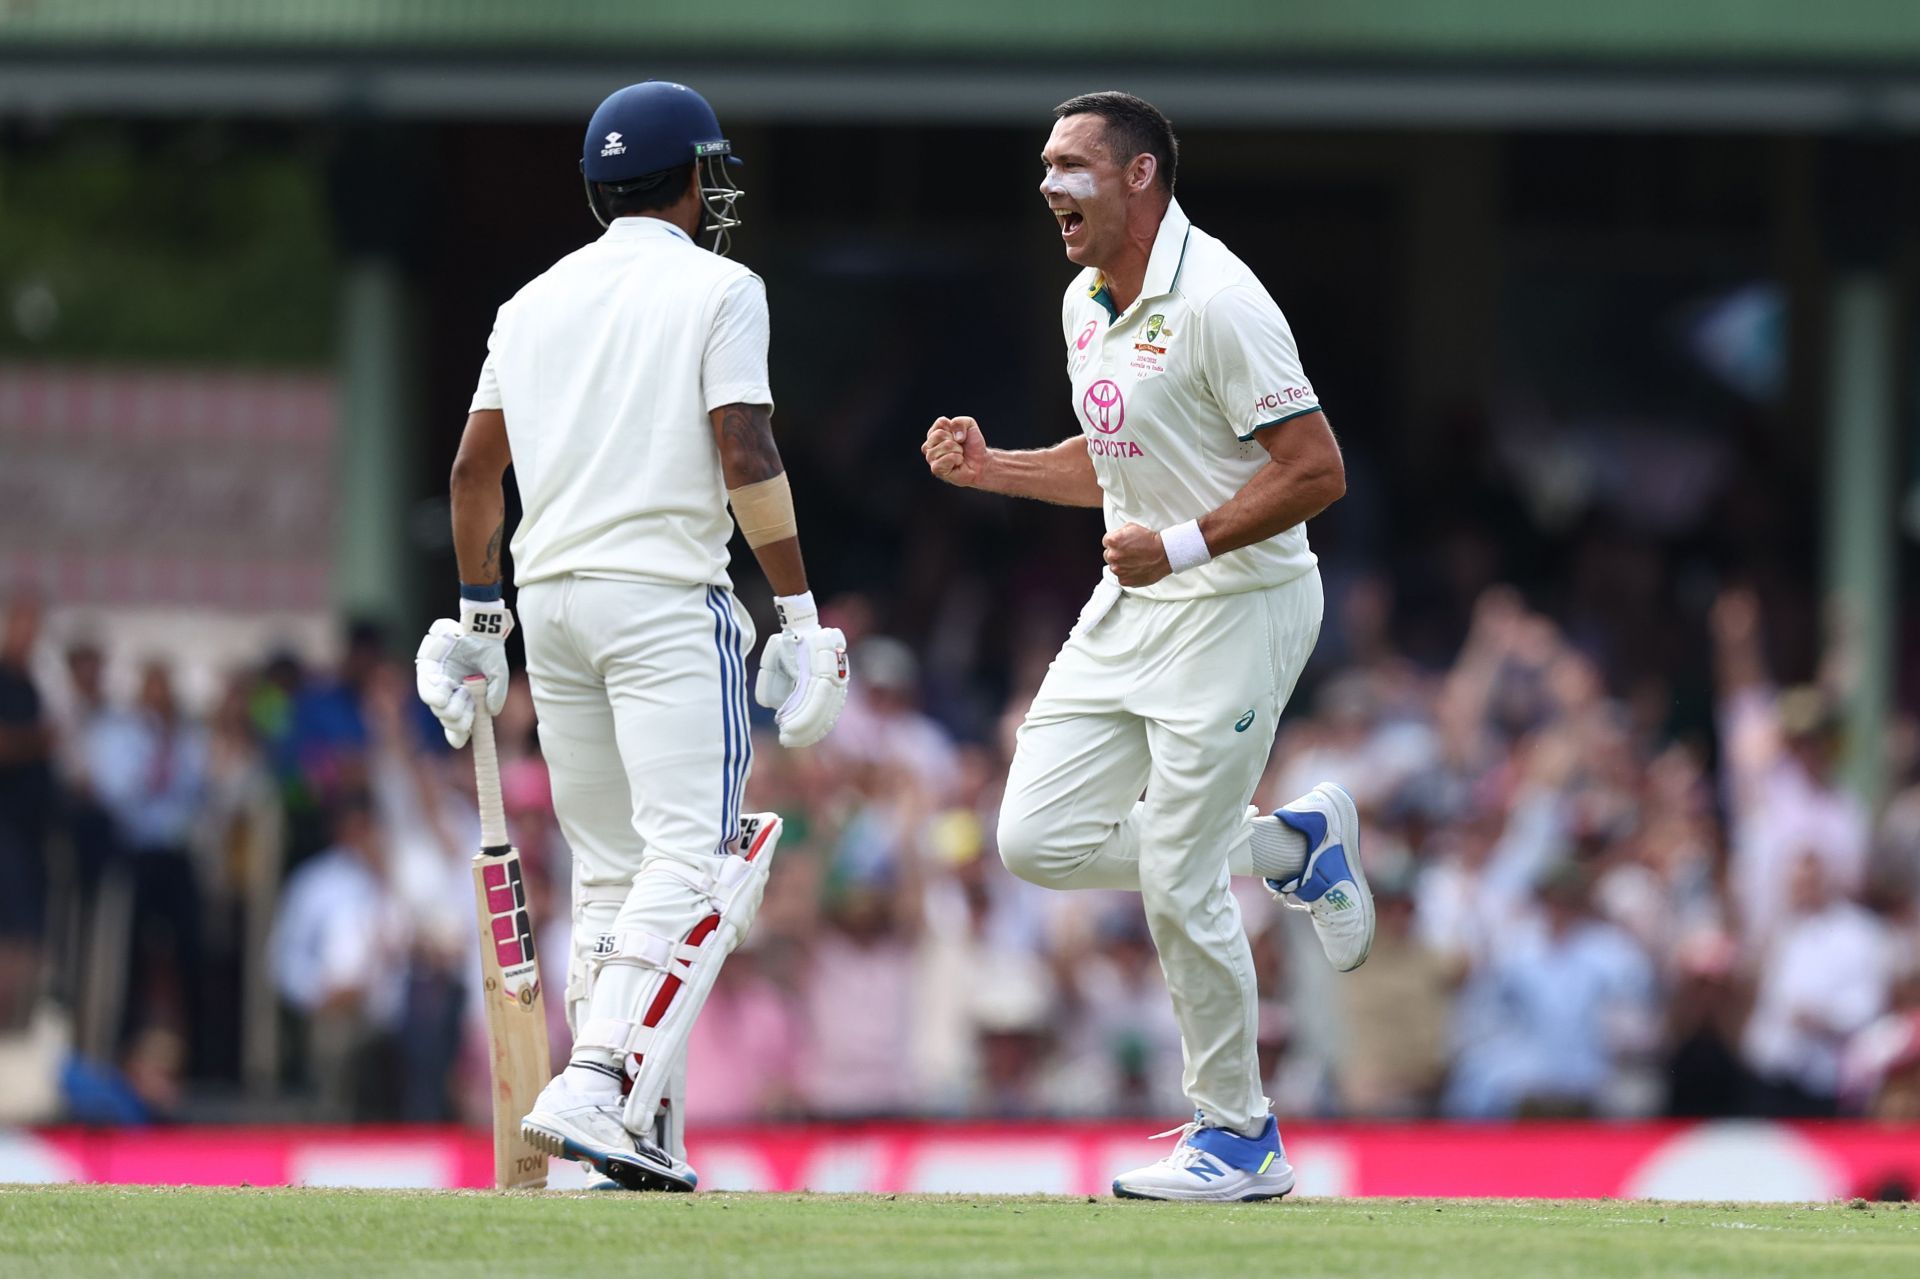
top-left (476, 220), bottom-right (770, 590)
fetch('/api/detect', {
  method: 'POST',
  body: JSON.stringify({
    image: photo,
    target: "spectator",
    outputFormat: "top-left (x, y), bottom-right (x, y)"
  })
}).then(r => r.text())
top-left (1711, 588), bottom-right (1869, 955)
top-left (1046, 906), bottom-right (1185, 1119)
top-left (684, 939), bottom-right (808, 1124)
top-left (1662, 928), bottom-right (1748, 1117)
top-left (85, 659), bottom-right (211, 1073)
top-left (966, 949), bottom-right (1057, 1118)
top-left (51, 639), bottom-right (126, 901)
top-left (1739, 852), bottom-right (1892, 1116)
top-left (1444, 861), bottom-right (1659, 1118)
top-left (195, 671), bottom-right (284, 1088)
top-left (49, 639), bottom-right (114, 791)
top-left (800, 771), bottom-right (924, 1117)
top-left (270, 792), bottom-right (409, 1119)
top-left (830, 636), bottom-right (961, 803)
top-left (1331, 847), bottom-right (1454, 1116)
top-left (11, 568), bottom-right (1916, 1132)
top-left (0, 588), bottom-right (52, 1028)
top-left (1841, 964), bottom-right (1920, 1120)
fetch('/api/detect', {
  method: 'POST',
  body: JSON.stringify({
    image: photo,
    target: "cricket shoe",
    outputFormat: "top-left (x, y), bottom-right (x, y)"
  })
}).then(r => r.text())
top-left (1265, 782), bottom-right (1374, 972)
top-left (520, 1074), bottom-right (697, 1192)
top-left (1112, 1115), bottom-right (1295, 1202)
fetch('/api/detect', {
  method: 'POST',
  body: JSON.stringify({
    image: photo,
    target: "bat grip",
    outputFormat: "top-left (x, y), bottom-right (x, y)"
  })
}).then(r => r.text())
top-left (465, 674), bottom-right (510, 851)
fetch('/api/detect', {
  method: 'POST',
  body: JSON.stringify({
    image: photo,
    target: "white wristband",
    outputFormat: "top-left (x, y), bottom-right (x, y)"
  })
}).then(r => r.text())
top-left (774, 591), bottom-right (818, 631)
top-left (1161, 520), bottom-right (1213, 574)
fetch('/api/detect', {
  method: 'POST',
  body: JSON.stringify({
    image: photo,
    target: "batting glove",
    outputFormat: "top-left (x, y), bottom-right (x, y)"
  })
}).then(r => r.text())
top-left (753, 591), bottom-right (849, 749)
top-left (414, 596), bottom-right (514, 748)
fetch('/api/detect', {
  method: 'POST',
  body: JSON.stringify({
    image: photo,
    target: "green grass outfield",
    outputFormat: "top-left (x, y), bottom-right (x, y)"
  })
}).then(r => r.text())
top-left (3, 1187), bottom-right (1916, 1279)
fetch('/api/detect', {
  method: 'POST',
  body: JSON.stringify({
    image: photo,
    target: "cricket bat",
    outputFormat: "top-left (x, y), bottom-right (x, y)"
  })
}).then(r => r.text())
top-left (466, 675), bottom-right (551, 1190)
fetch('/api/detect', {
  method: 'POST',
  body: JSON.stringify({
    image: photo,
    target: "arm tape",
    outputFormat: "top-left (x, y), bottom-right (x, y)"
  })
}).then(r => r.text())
top-left (728, 472), bottom-right (799, 548)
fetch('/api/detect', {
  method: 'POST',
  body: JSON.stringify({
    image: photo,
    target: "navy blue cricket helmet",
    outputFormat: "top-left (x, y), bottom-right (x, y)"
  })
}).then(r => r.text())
top-left (580, 81), bottom-right (744, 254)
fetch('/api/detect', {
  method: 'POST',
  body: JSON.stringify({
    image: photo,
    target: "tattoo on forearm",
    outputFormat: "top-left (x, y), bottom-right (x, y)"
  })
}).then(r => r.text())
top-left (481, 520), bottom-right (503, 583)
top-left (717, 403), bottom-right (783, 485)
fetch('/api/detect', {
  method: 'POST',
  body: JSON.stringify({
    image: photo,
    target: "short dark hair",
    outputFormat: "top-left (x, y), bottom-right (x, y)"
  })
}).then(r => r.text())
top-left (596, 162), bottom-right (693, 218)
top-left (1053, 91), bottom-right (1177, 193)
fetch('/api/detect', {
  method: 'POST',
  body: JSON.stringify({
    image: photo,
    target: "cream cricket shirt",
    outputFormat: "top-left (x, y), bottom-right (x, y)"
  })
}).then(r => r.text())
top-left (470, 217), bottom-right (773, 588)
top-left (1062, 199), bottom-right (1320, 601)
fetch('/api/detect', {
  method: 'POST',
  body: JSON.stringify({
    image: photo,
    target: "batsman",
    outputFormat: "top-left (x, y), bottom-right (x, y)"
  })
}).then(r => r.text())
top-left (415, 82), bottom-right (848, 1191)
top-left (923, 92), bottom-right (1371, 1201)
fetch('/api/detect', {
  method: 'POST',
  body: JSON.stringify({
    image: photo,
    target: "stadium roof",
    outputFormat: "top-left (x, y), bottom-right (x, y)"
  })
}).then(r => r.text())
top-left (6, 1), bottom-right (1920, 62)
top-left (5, 1), bottom-right (1920, 130)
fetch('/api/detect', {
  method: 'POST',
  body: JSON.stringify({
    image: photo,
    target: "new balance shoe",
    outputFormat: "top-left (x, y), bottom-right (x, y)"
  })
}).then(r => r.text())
top-left (520, 1074), bottom-right (697, 1192)
top-left (1266, 782), bottom-right (1374, 972)
top-left (1111, 1115), bottom-right (1295, 1202)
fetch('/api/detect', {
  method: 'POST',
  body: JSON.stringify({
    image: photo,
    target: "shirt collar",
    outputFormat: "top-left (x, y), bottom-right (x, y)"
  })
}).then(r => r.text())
top-left (1087, 198), bottom-right (1192, 322)
top-left (603, 216), bottom-right (694, 245)
top-left (1138, 198), bottom-right (1191, 305)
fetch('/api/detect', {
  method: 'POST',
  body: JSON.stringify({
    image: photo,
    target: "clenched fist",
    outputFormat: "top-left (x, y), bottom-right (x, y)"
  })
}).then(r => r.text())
top-left (1102, 522), bottom-right (1172, 588)
top-left (922, 415), bottom-right (990, 488)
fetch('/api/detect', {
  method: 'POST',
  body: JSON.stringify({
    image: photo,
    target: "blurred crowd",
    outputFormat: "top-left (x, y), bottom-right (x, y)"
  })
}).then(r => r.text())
top-left (2, 568), bottom-right (1918, 1130)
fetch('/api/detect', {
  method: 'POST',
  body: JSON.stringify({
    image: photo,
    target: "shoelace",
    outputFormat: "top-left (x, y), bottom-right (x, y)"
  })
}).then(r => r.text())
top-left (1145, 1120), bottom-right (1209, 1169)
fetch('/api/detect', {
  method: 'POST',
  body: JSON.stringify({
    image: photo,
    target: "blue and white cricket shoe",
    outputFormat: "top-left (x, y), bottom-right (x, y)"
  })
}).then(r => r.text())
top-left (521, 1074), bottom-right (697, 1193)
top-left (1267, 782), bottom-right (1374, 972)
top-left (1111, 1115), bottom-right (1296, 1202)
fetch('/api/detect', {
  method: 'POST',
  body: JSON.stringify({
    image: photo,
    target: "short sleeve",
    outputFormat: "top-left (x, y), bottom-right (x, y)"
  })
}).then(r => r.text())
top-left (702, 273), bottom-right (774, 413)
top-left (1196, 284), bottom-right (1319, 442)
top-left (468, 314), bottom-right (504, 413)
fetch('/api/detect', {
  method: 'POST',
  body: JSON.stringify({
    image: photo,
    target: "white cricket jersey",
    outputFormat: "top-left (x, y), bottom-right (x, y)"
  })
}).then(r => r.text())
top-left (1062, 198), bottom-right (1320, 601)
top-left (469, 217), bottom-right (773, 588)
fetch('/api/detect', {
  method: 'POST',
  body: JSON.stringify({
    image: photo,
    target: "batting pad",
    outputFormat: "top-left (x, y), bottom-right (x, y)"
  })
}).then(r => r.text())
top-left (570, 813), bottom-right (783, 1137)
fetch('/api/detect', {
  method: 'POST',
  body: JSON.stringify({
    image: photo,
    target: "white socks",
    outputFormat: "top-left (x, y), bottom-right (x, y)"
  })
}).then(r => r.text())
top-left (562, 1058), bottom-right (625, 1101)
top-left (1244, 811), bottom-right (1308, 885)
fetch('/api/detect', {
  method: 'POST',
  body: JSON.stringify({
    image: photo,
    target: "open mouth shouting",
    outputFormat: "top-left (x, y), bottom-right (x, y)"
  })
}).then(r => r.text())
top-left (1052, 206), bottom-right (1085, 242)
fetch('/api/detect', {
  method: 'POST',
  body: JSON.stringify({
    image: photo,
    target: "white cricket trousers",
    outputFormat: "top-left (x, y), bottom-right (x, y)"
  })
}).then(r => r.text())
top-left (518, 574), bottom-right (753, 1049)
top-left (997, 569), bottom-right (1323, 1133)
top-left (519, 575), bottom-right (755, 886)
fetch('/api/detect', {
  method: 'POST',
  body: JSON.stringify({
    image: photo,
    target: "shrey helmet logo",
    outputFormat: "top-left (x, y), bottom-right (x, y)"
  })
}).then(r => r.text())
top-left (581, 82), bottom-right (744, 251)
top-left (1082, 379), bottom-right (1125, 434)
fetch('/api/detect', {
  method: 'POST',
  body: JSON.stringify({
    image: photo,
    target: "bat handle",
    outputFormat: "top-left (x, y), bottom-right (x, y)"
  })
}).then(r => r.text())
top-left (465, 674), bottom-right (510, 851)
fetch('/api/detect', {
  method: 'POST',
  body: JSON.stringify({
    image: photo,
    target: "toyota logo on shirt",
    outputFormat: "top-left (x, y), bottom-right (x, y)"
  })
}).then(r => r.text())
top-left (1082, 379), bottom-right (1125, 434)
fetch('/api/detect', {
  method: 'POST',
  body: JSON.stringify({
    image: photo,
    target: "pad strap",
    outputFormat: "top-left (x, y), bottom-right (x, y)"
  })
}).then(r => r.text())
top-left (577, 1015), bottom-right (656, 1055)
top-left (650, 853), bottom-right (756, 910)
top-left (572, 925), bottom-right (713, 1054)
top-left (593, 928), bottom-right (708, 974)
